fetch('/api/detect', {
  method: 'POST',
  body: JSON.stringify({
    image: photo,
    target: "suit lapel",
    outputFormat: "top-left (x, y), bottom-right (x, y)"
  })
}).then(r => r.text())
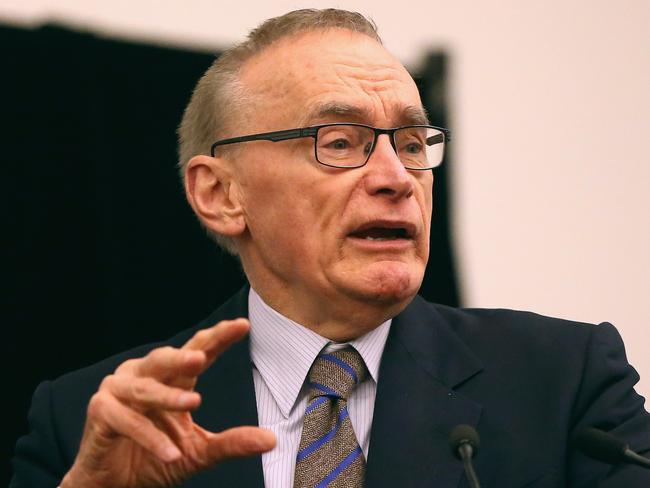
top-left (365, 296), bottom-right (484, 488)
top-left (183, 287), bottom-right (265, 488)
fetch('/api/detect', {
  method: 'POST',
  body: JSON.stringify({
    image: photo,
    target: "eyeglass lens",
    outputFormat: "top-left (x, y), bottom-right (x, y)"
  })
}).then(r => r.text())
top-left (315, 125), bottom-right (445, 169)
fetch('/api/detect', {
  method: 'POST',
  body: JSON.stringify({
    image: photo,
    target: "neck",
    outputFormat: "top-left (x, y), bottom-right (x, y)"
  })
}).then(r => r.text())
top-left (246, 277), bottom-right (409, 342)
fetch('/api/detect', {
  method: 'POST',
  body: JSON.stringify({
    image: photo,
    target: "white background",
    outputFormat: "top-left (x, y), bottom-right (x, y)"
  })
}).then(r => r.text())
top-left (3, 0), bottom-right (648, 404)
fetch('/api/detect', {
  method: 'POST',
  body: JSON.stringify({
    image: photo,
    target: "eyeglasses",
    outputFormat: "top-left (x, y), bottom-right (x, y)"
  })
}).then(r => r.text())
top-left (210, 123), bottom-right (450, 170)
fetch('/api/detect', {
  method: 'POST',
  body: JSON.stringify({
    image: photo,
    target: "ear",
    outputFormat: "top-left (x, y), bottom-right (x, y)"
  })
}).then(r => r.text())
top-left (184, 155), bottom-right (246, 237)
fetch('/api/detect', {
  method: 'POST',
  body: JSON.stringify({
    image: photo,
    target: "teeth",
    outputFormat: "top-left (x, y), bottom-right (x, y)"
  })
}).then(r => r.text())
top-left (364, 236), bottom-right (398, 241)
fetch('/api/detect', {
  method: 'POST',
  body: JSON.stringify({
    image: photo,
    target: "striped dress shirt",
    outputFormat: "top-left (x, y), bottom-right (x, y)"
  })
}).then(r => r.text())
top-left (248, 288), bottom-right (391, 488)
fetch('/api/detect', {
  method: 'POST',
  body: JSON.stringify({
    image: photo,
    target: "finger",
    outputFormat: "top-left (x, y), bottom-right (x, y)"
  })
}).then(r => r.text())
top-left (102, 375), bottom-right (201, 412)
top-left (205, 426), bottom-right (276, 462)
top-left (182, 319), bottom-right (250, 371)
top-left (87, 392), bottom-right (183, 463)
top-left (131, 346), bottom-right (207, 381)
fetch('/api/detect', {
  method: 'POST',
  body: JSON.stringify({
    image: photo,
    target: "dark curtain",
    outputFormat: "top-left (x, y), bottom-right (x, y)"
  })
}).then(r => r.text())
top-left (2, 23), bottom-right (458, 485)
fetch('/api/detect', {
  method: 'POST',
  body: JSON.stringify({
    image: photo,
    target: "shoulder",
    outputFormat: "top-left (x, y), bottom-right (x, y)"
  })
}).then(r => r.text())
top-left (419, 296), bottom-right (610, 347)
top-left (51, 285), bottom-right (250, 395)
top-left (30, 287), bottom-right (249, 458)
top-left (404, 295), bottom-right (626, 375)
top-left (430, 297), bottom-right (595, 332)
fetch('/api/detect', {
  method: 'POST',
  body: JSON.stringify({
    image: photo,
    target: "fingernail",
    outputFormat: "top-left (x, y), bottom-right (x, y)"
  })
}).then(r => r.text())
top-left (164, 445), bottom-right (182, 462)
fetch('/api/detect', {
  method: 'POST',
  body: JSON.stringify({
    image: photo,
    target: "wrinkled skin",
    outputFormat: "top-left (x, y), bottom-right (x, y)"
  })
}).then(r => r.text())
top-left (188, 29), bottom-right (433, 341)
top-left (61, 320), bottom-right (275, 487)
top-left (64, 27), bottom-right (434, 488)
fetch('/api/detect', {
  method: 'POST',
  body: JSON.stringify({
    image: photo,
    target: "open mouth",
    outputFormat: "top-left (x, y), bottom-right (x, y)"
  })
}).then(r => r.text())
top-left (351, 227), bottom-right (409, 241)
top-left (349, 222), bottom-right (415, 242)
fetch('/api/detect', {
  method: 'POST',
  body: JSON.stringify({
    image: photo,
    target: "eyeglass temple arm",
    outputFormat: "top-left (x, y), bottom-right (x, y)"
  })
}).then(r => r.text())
top-left (210, 127), bottom-right (320, 155)
top-left (215, 127), bottom-right (318, 145)
top-left (426, 132), bottom-right (447, 146)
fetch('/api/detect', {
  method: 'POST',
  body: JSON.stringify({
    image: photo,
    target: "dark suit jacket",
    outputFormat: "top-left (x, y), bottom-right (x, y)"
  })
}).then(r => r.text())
top-left (11, 287), bottom-right (650, 487)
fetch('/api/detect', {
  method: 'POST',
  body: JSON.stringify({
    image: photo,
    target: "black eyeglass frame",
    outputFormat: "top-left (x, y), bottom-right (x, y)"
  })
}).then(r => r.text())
top-left (210, 123), bottom-right (451, 170)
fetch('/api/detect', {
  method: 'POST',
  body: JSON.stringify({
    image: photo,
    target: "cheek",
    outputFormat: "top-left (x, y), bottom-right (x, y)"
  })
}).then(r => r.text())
top-left (247, 188), bottom-right (305, 236)
top-left (239, 150), bottom-right (357, 260)
top-left (418, 177), bottom-right (434, 227)
top-left (242, 175), bottom-right (326, 256)
top-left (425, 193), bottom-right (433, 229)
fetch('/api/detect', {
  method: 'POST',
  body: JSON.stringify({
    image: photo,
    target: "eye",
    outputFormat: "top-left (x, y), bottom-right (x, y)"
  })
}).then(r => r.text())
top-left (330, 138), bottom-right (350, 150)
top-left (404, 142), bottom-right (423, 154)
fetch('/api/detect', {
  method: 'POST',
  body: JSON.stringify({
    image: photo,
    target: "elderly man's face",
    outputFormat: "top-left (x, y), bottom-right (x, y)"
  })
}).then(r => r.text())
top-left (232, 29), bottom-right (433, 333)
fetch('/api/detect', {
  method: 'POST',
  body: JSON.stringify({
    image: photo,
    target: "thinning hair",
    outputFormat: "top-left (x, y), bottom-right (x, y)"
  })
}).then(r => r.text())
top-left (177, 8), bottom-right (381, 254)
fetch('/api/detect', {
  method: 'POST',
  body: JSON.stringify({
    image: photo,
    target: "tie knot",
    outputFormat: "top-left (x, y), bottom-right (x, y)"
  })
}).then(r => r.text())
top-left (307, 347), bottom-right (368, 400)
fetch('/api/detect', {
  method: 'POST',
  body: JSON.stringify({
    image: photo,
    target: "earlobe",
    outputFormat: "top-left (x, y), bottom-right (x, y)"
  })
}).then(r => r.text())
top-left (184, 155), bottom-right (246, 237)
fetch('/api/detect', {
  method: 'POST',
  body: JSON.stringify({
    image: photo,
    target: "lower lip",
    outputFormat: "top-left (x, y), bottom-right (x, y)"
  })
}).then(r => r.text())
top-left (347, 236), bottom-right (414, 251)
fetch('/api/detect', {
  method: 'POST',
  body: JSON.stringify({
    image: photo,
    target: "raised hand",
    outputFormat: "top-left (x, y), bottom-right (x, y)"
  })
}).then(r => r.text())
top-left (61, 319), bottom-right (276, 488)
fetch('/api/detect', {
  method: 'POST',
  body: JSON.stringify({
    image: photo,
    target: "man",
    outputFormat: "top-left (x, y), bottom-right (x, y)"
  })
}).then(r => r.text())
top-left (11, 8), bottom-right (650, 488)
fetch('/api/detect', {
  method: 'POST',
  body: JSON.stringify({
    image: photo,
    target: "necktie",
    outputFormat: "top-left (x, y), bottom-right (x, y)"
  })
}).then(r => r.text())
top-left (293, 347), bottom-right (369, 488)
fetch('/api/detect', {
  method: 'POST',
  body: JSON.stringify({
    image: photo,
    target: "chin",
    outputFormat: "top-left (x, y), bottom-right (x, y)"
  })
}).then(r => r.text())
top-left (349, 261), bottom-right (423, 305)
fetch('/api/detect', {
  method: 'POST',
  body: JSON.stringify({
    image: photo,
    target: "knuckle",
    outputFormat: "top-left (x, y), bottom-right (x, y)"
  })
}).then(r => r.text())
top-left (115, 358), bottom-right (137, 374)
top-left (194, 329), bottom-right (210, 342)
top-left (87, 391), bottom-right (109, 417)
top-left (130, 379), bottom-right (149, 401)
top-left (136, 377), bottom-right (162, 401)
top-left (148, 346), bottom-right (174, 362)
top-left (99, 374), bottom-right (115, 391)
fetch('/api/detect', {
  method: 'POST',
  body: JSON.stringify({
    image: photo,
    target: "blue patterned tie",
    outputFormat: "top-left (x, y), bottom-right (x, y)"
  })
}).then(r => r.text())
top-left (293, 347), bottom-right (368, 488)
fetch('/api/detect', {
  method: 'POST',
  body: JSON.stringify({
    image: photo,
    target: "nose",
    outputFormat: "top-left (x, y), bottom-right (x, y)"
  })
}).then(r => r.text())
top-left (362, 134), bottom-right (414, 200)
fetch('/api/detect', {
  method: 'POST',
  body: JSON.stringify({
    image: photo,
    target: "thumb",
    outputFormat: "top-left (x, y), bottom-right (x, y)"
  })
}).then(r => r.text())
top-left (206, 426), bottom-right (276, 462)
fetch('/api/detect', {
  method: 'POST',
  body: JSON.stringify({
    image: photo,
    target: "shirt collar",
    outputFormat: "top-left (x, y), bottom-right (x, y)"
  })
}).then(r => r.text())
top-left (248, 287), bottom-right (391, 418)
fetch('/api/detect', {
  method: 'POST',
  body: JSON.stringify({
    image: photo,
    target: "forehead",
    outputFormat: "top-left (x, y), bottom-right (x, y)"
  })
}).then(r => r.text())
top-left (238, 29), bottom-right (424, 128)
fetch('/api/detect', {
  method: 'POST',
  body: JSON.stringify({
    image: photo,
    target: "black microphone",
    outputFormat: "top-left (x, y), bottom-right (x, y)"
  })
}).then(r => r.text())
top-left (572, 427), bottom-right (650, 469)
top-left (450, 424), bottom-right (482, 488)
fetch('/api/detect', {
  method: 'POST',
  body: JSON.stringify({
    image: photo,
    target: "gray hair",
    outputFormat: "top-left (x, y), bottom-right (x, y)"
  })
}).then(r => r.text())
top-left (177, 8), bottom-right (381, 254)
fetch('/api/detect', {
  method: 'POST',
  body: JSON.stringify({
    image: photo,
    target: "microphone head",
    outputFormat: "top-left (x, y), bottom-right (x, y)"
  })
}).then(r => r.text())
top-left (572, 427), bottom-right (629, 464)
top-left (450, 424), bottom-right (480, 459)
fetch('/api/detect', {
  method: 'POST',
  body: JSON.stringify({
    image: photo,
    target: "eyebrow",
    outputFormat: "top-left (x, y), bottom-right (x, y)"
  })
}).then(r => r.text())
top-left (402, 105), bottom-right (430, 125)
top-left (301, 101), bottom-right (430, 126)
